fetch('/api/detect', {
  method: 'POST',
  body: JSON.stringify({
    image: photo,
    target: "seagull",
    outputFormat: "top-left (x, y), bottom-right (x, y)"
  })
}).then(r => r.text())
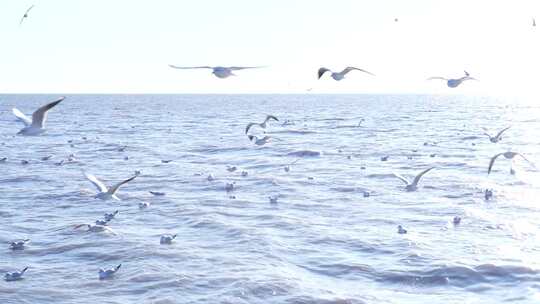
top-left (99, 264), bottom-right (121, 280)
top-left (74, 224), bottom-right (117, 235)
top-left (168, 65), bottom-right (264, 79)
top-left (393, 167), bottom-right (435, 192)
top-left (161, 159), bottom-right (173, 163)
top-left (5, 267), bottom-right (28, 281)
top-left (226, 165), bottom-right (237, 172)
top-left (10, 239), bottom-right (30, 250)
top-left (41, 155), bottom-right (53, 161)
top-left (318, 67), bottom-right (375, 81)
top-left (427, 71), bottom-right (477, 88)
top-left (241, 170), bottom-right (248, 177)
top-left (149, 191), bottom-right (165, 196)
top-left (245, 115), bottom-right (279, 134)
top-left (0, 157), bottom-right (7, 163)
top-left (12, 97), bottom-right (65, 135)
top-left (104, 210), bottom-right (119, 221)
top-left (483, 126), bottom-right (511, 143)
top-left (84, 172), bottom-right (138, 201)
top-left (225, 182), bottom-right (235, 192)
top-left (207, 174), bottom-right (215, 181)
top-left (160, 234), bottom-right (177, 244)
top-left (397, 225), bottom-right (407, 234)
top-left (453, 216), bottom-right (462, 225)
top-left (19, 5), bottom-right (35, 26)
top-left (269, 196), bottom-right (278, 204)
top-left (487, 151), bottom-right (534, 174)
top-left (139, 202), bottom-right (150, 209)
top-left (248, 135), bottom-right (272, 146)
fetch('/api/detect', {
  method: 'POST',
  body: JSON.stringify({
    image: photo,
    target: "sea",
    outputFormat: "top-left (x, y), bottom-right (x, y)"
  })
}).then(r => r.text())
top-left (1, 94), bottom-right (540, 304)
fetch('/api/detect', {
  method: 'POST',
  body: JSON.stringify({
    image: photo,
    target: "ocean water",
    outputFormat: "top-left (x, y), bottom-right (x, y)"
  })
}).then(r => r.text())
top-left (1, 94), bottom-right (540, 304)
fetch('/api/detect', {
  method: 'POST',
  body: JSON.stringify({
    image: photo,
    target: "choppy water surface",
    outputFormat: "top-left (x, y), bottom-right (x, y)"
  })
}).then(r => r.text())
top-left (1, 94), bottom-right (540, 304)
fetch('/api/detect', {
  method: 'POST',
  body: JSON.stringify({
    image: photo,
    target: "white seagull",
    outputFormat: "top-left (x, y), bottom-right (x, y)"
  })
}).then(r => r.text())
top-left (99, 264), bottom-right (121, 280)
top-left (84, 172), bottom-right (138, 201)
top-left (487, 151), bottom-right (534, 174)
top-left (19, 5), bottom-right (35, 26)
top-left (5, 267), bottom-right (28, 281)
top-left (74, 224), bottom-right (117, 235)
top-left (160, 234), bottom-right (177, 244)
top-left (169, 65), bottom-right (263, 79)
top-left (483, 126), bottom-right (511, 143)
top-left (12, 97), bottom-right (65, 135)
top-left (427, 71), bottom-right (477, 88)
top-left (248, 135), bottom-right (272, 146)
top-left (245, 115), bottom-right (279, 134)
top-left (393, 167), bottom-right (435, 192)
top-left (10, 239), bottom-right (30, 250)
top-left (318, 67), bottom-right (375, 81)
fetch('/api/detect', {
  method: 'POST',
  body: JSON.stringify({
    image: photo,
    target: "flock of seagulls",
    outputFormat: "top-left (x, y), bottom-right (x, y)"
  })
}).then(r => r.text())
top-left (4, 4), bottom-right (537, 284)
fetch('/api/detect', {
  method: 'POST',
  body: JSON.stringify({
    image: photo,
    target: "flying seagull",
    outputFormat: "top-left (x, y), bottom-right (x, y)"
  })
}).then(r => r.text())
top-left (393, 167), bottom-right (435, 192)
top-left (318, 67), bottom-right (375, 81)
top-left (533, 18), bottom-right (536, 27)
top-left (483, 126), bottom-right (511, 143)
top-left (245, 115), bottom-right (279, 134)
top-left (84, 172), bottom-right (139, 200)
top-left (427, 71), bottom-right (477, 88)
top-left (168, 65), bottom-right (263, 79)
top-left (12, 97), bottom-right (65, 135)
top-left (487, 151), bottom-right (534, 174)
top-left (19, 5), bottom-right (35, 26)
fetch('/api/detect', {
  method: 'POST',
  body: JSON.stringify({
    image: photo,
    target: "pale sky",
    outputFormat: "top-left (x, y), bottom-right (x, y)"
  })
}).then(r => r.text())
top-left (0, 0), bottom-right (539, 94)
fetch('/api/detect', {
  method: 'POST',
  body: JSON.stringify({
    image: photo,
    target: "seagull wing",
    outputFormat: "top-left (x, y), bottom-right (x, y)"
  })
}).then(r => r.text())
top-left (392, 173), bottom-right (410, 185)
top-left (266, 115), bottom-right (279, 122)
top-left (84, 173), bottom-right (108, 193)
top-left (318, 67), bottom-right (331, 79)
top-left (12, 108), bottom-right (32, 126)
top-left (245, 122), bottom-right (258, 134)
top-left (516, 153), bottom-right (535, 168)
top-left (411, 167), bottom-right (435, 187)
top-left (108, 174), bottom-right (138, 195)
top-left (31, 97), bottom-right (64, 128)
top-left (168, 65), bottom-right (213, 69)
top-left (495, 126), bottom-right (511, 139)
top-left (488, 153), bottom-right (504, 174)
top-left (427, 77), bottom-right (447, 81)
top-left (342, 67), bottom-right (375, 76)
top-left (228, 66), bottom-right (264, 70)
top-left (25, 5), bottom-right (35, 15)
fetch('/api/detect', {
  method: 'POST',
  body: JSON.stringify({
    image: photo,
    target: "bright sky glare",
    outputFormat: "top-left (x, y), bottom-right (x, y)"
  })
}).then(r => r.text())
top-left (0, 0), bottom-right (539, 95)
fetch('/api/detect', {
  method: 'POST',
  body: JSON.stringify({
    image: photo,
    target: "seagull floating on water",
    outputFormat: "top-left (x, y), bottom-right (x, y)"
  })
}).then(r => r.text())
top-left (99, 264), bottom-right (121, 280)
top-left (149, 191), bottom-right (165, 196)
top-left (318, 67), bottom-right (375, 81)
top-left (427, 71), bottom-right (477, 88)
top-left (248, 135), bottom-right (272, 146)
top-left (5, 267), bottom-right (28, 281)
top-left (483, 126), bottom-right (511, 143)
top-left (393, 167), bottom-right (435, 192)
top-left (160, 234), bottom-right (177, 244)
top-left (169, 65), bottom-right (264, 79)
top-left (397, 225), bottom-right (407, 234)
top-left (12, 97), bottom-right (65, 135)
top-left (74, 224), bottom-right (117, 235)
top-left (10, 239), bottom-right (30, 250)
top-left (19, 5), bottom-right (35, 26)
top-left (139, 202), bottom-right (150, 209)
top-left (104, 210), bottom-right (119, 221)
top-left (84, 172), bottom-right (138, 201)
top-left (487, 151), bottom-right (534, 174)
top-left (245, 115), bottom-right (279, 134)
